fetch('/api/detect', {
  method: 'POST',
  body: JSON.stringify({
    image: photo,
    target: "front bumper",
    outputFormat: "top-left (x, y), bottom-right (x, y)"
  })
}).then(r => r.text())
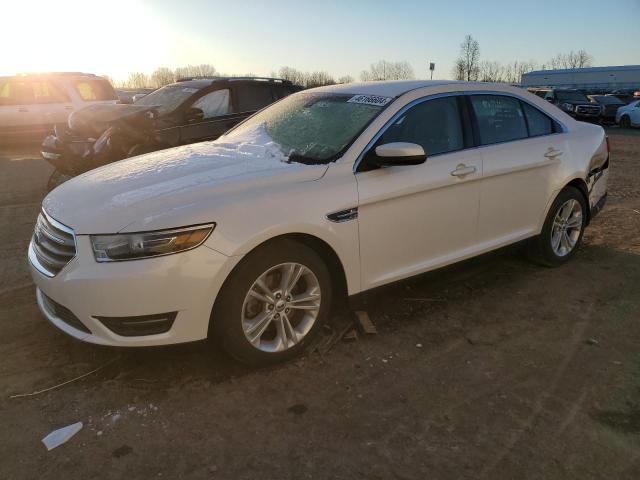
top-left (28, 235), bottom-right (241, 347)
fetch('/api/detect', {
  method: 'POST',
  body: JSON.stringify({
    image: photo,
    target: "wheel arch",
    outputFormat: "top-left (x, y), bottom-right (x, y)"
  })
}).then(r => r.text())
top-left (215, 232), bottom-right (350, 315)
top-left (566, 177), bottom-right (591, 224)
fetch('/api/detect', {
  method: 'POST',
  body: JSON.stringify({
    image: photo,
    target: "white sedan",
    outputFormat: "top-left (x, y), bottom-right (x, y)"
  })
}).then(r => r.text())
top-left (615, 99), bottom-right (640, 128)
top-left (28, 80), bottom-right (609, 364)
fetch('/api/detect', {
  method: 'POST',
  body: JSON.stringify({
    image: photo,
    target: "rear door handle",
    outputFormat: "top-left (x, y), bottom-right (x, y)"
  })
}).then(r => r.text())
top-left (18, 108), bottom-right (28, 113)
top-left (451, 164), bottom-right (477, 178)
top-left (544, 148), bottom-right (563, 159)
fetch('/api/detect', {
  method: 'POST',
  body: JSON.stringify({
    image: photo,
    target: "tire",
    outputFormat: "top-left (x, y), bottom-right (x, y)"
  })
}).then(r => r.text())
top-left (619, 115), bottom-right (631, 129)
top-left (527, 186), bottom-right (587, 267)
top-left (211, 239), bottom-right (333, 366)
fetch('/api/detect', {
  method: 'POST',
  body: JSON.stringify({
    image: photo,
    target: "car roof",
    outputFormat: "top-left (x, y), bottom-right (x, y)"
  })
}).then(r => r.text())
top-left (309, 80), bottom-right (461, 97)
top-left (170, 77), bottom-right (300, 89)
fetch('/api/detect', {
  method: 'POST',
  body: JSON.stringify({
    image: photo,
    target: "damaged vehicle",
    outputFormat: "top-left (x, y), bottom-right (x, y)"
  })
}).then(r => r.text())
top-left (41, 77), bottom-right (301, 189)
top-left (29, 81), bottom-right (609, 365)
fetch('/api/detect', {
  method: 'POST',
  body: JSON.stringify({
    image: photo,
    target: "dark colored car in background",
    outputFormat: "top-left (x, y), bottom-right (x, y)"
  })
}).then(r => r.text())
top-left (588, 94), bottom-right (626, 124)
top-left (41, 77), bottom-right (302, 188)
top-left (608, 89), bottom-right (639, 104)
top-left (538, 88), bottom-right (602, 121)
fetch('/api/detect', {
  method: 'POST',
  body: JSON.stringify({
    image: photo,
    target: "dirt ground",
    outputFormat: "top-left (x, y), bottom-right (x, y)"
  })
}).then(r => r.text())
top-left (0, 129), bottom-right (639, 480)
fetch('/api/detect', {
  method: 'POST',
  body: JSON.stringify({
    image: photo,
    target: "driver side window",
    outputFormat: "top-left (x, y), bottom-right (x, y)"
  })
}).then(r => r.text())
top-left (191, 89), bottom-right (230, 120)
top-left (378, 96), bottom-right (465, 156)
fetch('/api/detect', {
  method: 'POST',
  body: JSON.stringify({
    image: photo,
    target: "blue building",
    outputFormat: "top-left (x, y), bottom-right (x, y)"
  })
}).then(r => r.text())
top-left (521, 65), bottom-right (640, 90)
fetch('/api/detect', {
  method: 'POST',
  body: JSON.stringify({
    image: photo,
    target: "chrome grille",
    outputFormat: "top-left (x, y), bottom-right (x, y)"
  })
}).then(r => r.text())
top-left (30, 211), bottom-right (76, 276)
top-left (576, 105), bottom-right (600, 116)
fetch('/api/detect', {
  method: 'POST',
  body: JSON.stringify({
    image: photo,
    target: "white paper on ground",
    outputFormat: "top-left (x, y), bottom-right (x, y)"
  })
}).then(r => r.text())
top-left (42, 422), bottom-right (83, 451)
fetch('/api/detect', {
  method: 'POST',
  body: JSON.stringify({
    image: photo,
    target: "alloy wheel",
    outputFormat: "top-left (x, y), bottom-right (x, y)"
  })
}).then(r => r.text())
top-left (551, 199), bottom-right (583, 257)
top-left (241, 262), bottom-right (321, 352)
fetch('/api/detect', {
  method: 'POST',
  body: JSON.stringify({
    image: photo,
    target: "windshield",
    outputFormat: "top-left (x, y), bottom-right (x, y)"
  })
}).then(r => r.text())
top-left (593, 96), bottom-right (624, 105)
top-left (135, 84), bottom-right (200, 115)
top-left (223, 92), bottom-right (390, 164)
top-left (556, 91), bottom-right (589, 102)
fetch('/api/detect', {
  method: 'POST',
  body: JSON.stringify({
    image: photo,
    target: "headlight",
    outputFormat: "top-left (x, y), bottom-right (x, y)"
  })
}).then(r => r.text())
top-left (561, 103), bottom-right (575, 112)
top-left (91, 224), bottom-right (214, 262)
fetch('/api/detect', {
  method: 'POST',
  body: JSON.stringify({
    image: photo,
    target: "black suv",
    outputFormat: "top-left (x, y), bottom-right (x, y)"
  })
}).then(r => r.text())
top-left (538, 88), bottom-right (601, 121)
top-left (41, 77), bottom-right (302, 185)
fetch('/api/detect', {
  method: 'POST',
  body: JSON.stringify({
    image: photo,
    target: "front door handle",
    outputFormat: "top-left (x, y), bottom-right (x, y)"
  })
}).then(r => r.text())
top-left (544, 148), bottom-right (563, 159)
top-left (451, 164), bottom-right (477, 178)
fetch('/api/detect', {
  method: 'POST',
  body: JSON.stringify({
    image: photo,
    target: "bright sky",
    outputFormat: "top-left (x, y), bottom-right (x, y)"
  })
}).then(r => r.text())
top-left (2, 0), bottom-right (639, 81)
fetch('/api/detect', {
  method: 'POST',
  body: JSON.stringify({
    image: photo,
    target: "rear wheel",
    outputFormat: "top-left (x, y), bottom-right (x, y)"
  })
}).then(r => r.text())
top-left (619, 115), bottom-right (631, 129)
top-left (211, 239), bottom-right (332, 365)
top-left (528, 186), bottom-right (587, 267)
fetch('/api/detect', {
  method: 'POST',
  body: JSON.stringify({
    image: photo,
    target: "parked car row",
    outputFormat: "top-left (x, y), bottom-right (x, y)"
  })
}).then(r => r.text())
top-left (41, 76), bottom-right (302, 189)
top-left (527, 86), bottom-right (640, 127)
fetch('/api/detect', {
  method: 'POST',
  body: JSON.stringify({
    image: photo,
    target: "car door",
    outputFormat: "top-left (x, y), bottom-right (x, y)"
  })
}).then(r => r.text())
top-left (356, 95), bottom-right (481, 290)
top-left (178, 88), bottom-right (246, 144)
top-left (29, 79), bottom-right (74, 128)
top-left (470, 94), bottom-right (566, 246)
top-left (631, 101), bottom-right (640, 126)
top-left (0, 79), bottom-right (36, 132)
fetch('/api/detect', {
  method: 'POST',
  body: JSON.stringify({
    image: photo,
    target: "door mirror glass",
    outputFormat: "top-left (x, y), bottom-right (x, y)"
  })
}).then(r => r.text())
top-left (184, 107), bottom-right (204, 123)
top-left (371, 142), bottom-right (426, 167)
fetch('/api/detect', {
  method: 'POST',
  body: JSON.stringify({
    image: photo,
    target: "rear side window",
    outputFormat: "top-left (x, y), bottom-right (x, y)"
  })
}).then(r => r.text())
top-left (31, 80), bottom-right (69, 103)
top-left (470, 95), bottom-right (528, 145)
top-left (235, 84), bottom-right (275, 112)
top-left (379, 96), bottom-right (464, 156)
top-left (74, 79), bottom-right (118, 101)
top-left (522, 102), bottom-right (554, 137)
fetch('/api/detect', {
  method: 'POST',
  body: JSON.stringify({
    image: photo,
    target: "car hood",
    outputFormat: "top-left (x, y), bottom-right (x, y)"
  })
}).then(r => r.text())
top-left (68, 103), bottom-right (157, 137)
top-left (43, 124), bottom-right (329, 234)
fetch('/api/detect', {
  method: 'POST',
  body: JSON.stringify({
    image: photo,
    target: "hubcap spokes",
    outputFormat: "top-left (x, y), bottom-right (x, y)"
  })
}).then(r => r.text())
top-left (242, 263), bottom-right (321, 352)
top-left (551, 199), bottom-right (583, 257)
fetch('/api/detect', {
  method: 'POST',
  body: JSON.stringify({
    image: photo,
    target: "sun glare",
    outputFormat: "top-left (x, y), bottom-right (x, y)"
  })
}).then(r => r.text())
top-left (2, 0), bottom-right (165, 79)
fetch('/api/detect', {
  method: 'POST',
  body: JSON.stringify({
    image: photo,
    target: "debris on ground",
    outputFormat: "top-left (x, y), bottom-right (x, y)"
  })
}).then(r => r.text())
top-left (342, 328), bottom-right (358, 342)
top-left (354, 311), bottom-right (377, 335)
top-left (586, 338), bottom-right (600, 346)
top-left (416, 343), bottom-right (423, 348)
top-left (42, 422), bottom-right (83, 451)
top-left (9, 357), bottom-right (118, 399)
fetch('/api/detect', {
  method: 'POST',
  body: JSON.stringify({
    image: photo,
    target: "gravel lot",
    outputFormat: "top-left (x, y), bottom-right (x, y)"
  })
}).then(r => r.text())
top-left (0, 129), bottom-right (639, 479)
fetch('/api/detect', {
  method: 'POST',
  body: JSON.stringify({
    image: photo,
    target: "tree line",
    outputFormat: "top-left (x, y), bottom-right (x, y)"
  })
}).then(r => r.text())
top-left (452, 34), bottom-right (593, 83)
top-left (115, 37), bottom-right (593, 89)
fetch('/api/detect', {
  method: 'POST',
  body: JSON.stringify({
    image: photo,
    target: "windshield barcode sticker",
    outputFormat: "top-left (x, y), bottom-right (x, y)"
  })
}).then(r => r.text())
top-left (348, 95), bottom-right (393, 107)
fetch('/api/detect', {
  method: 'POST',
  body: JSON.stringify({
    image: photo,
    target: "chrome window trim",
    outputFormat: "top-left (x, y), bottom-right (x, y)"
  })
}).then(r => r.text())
top-left (353, 90), bottom-right (569, 173)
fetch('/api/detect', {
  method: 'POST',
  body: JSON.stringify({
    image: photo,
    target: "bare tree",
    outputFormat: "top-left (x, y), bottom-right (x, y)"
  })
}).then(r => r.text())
top-left (278, 66), bottom-right (306, 86)
top-left (454, 35), bottom-right (480, 81)
top-left (174, 64), bottom-right (218, 79)
top-left (360, 60), bottom-right (415, 81)
top-left (150, 67), bottom-right (176, 88)
top-left (452, 58), bottom-right (466, 81)
top-left (304, 71), bottom-right (336, 88)
top-left (337, 75), bottom-right (354, 84)
top-left (548, 50), bottom-right (592, 69)
top-left (124, 72), bottom-right (150, 89)
top-left (479, 60), bottom-right (504, 82)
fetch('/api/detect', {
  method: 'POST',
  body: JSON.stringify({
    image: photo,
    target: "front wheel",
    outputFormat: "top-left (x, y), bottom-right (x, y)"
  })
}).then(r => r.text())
top-left (528, 186), bottom-right (587, 267)
top-left (211, 239), bottom-right (332, 365)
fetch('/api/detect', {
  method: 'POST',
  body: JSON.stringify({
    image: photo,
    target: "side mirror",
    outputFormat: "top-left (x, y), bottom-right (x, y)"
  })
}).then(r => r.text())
top-left (184, 107), bottom-right (204, 123)
top-left (370, 142), bottom-right (427, 167)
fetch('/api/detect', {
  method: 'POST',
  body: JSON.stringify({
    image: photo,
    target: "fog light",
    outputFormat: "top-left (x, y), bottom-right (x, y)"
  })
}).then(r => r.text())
top-left (94, 312), bottom-right (177, 337)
